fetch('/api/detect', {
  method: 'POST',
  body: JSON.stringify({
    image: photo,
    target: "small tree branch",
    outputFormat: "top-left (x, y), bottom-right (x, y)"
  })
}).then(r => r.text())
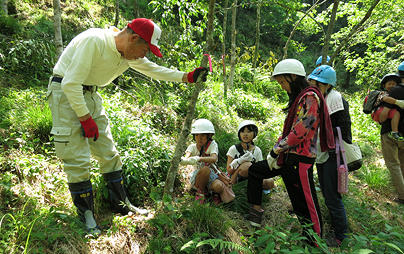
top-left (321, 0), bottom-right (339, 65)
top-left (282, 0), bottom-right (326, 59)
top-left (331, 0), bottom-right (381, 64)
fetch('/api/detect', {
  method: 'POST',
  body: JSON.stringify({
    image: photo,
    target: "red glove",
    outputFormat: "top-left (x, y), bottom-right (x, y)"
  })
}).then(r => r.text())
top-left (80, 116), bottom-right (99, 141)
top-left (187, 67), bottom-right (208, 83)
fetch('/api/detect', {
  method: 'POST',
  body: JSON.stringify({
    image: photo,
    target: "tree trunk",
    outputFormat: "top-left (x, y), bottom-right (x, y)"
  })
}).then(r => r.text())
top-left (321, 0), bottom-right (339, 65)
top-left (253, 1), bottom-right (261, 68)
top-left (229, 0), bottom-right (237, 90)
top-left (53, 0), bottom-right (63, 58)
top-left (1, 0), bottom-right (7, 15)
top-left (222, 0), bottom-right (229, 98)
top-left (114, 0), bottom-right (119, 27)
top-left (343, 70), bottom-right (350, 89)
top-left (331, 0), bottom-right (380, 63)
top-left (163, 0), bottom-right (215, 196)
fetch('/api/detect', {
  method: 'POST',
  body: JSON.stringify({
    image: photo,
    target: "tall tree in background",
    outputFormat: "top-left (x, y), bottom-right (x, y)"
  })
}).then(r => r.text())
top-left (53, 0), bottom-right (63, 58)
top-left (253, 0), bottom-right (261, 68)
top-left (114, 0), bottom-right (119, 27)
top-left (222, 0), bottom-right (229, 98)
top-left (1, 0), bottom-right (7, 15)
top-left (229, 0), bottom-right (237, 90)
top-left (163, 0), bottom-right (215, 196)
top-left (321, 0), bottom-right (339, 65)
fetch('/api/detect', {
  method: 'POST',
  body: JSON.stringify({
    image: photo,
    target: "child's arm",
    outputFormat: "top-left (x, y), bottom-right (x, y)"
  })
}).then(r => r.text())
top-left (382, 96), bottom-right (404, 108)
top-left (199, 153), bottom-right (218, 164)
top-left (382, 96), bottom-right (397, 104)
top-left (226, 155), bottom-right (236, 175)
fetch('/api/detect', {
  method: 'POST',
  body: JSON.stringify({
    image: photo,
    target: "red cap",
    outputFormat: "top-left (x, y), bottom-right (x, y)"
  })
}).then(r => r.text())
top-left (127, 18), bottom-right (163, 58)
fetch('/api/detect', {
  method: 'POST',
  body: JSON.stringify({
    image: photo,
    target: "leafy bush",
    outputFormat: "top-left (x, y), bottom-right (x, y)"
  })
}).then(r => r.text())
top-left (0, 15), bottom-right (21, 35)
top-left (147, 197), bottom-right (232, 253)
top-left (102, 91), bottom-right (174, 205)
top-left (0, 88), bottom-right (52, 152)
top-left (227, 89), bottom-right (272, 121)
top-left (0, 38), bottom-right (55, 87)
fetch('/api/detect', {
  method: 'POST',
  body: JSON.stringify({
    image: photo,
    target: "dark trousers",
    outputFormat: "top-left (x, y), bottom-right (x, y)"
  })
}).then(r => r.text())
top-left (317, 153), bottom-right (348, 241)
top-left (247, 154), bottom-right (323, 239)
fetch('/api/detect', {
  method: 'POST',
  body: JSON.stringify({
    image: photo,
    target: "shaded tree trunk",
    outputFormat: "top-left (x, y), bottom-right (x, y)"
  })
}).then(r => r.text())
top-left (343, 70), bottom-right (351, 89)
top-left (163, 0), bottom-right (216, 196)
top-left (321, 0), bottom-right (339, 65)
top-left (53, 0), bottom-right (63, 58)
top-left (114, 0), bottom-right (119, 27)
top-left (229, 0), bottom-right (237, 90)
top-left (253, 0), bottom-right (261, 68)
top-left (331, 0), bottom-right (380, 64)
top-left (1, 0), bottom-right (7, 15)
top-left (222, 0), bottom-right (229, 98)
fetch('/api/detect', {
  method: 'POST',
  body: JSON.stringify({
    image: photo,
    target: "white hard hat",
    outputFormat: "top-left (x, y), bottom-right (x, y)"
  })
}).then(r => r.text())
top-left (272, 59), bottom-right (306, 77)
top-left (238, 120), bottom-right (258, 140)
top-left (191, 119), bottom-right (215, 134)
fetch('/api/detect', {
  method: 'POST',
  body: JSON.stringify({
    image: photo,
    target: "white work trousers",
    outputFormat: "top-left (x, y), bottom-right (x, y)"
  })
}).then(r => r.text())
top-left (47, 78), bottom-right (122, 183)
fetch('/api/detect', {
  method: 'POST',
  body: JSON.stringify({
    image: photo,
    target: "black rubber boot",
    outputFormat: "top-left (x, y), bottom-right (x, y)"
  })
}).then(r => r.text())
top-left (68, 180), bottom-right (101, 236)
top-left (103, 171), bottom-right (149, 215)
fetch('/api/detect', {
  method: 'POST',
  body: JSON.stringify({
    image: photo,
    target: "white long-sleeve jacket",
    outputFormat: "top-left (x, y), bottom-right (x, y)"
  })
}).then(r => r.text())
top-left (53, 27), bottom-right (185, 117)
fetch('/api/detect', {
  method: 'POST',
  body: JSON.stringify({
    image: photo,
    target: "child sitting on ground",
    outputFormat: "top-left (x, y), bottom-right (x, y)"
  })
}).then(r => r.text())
top-left (371, 73), bottom-right (404, 141)
top-left (181, 119), bottom-right (232, 204)
top-left (226, 120), bottom-right (275, 191)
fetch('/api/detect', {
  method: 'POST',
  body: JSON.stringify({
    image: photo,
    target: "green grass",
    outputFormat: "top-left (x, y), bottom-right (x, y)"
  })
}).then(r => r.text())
top-left (1, 66), bottom-right (403, 253)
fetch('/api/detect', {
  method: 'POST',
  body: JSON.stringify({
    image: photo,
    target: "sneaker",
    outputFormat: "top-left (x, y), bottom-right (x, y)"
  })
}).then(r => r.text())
top-left (393, 197), bottom-right (404, 204)
top-left (246, 207), bottom-right (263, 227)
top-left (389, 131), bottom-right (404, 141)
top-left (195, 190), bottom-right (205, 204)
top-left (212, 193), bottom-right (222, 205)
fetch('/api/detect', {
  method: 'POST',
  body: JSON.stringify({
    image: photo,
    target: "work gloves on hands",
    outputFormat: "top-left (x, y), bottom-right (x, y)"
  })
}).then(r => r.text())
top-left (180, 156), bottom-right (200, 165)
top-left (267, 150), bottom-right (280, 171)
top-left (187, 67), bottom-right (209, 83)
top-left (80, 116), bottom-right (99, 141)
top-left (230, 151), bottom-right (254, 170)
top-left (395, 99), bottom-right (404, 109)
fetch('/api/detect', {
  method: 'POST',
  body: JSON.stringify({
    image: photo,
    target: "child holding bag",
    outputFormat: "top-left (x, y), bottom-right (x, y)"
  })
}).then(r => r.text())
top-left (181, 119), bottom-right (233, 204)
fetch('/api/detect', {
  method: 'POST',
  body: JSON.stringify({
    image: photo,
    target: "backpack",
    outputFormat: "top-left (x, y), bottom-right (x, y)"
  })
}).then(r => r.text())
top-left (363, 90), bottom-right (381, 114)
top-left (235, 143), bottom-right (245, 158)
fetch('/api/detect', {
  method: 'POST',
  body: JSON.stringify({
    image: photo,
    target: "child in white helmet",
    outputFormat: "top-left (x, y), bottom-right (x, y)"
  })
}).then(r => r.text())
top-left (181, 119), bottom-right (232, 204)
top-left (226, 120), bottom-right (275, 191)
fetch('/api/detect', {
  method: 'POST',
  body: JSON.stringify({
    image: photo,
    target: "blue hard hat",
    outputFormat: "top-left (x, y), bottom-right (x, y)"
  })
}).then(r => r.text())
top-left (398, 61), bottom-right (404, 71)
top-left (308, 65), bottom-right (337, 87)
top-left (316, 56), bottom-right (331, 66)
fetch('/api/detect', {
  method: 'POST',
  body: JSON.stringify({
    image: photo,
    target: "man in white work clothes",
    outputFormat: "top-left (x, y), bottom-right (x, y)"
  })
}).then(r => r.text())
top-left (47, 18), bottom-right (207, 234)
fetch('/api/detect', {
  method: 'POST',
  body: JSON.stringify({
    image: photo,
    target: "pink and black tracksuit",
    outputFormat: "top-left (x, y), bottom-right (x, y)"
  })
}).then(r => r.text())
top-left (247, 86), bottom-right (335, 244)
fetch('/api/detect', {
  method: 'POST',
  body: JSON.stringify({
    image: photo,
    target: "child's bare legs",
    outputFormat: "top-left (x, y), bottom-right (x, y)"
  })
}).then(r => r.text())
top-left (194, 166), bottom-right (211, 192)
top-left (391, 110), bottom-right (400, 133)
top-left (379, 107), bottom-right (400, 132)
top-left (238, 162), bottom-right (251, 178)
top-left (238, 162), bottom-right (275, 190)
top-left (378, 107), bottom-right (391, 123)
top-left (263, 178), bottom-right (275, 190)
top-left (210, 179), bottom-right (225, 194)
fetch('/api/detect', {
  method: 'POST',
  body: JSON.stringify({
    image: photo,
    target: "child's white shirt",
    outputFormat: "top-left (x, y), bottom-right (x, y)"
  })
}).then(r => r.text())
top-left (226, 144), bottom-right (263, 162)
top-left (185, 140), bottom-right (219, 169)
